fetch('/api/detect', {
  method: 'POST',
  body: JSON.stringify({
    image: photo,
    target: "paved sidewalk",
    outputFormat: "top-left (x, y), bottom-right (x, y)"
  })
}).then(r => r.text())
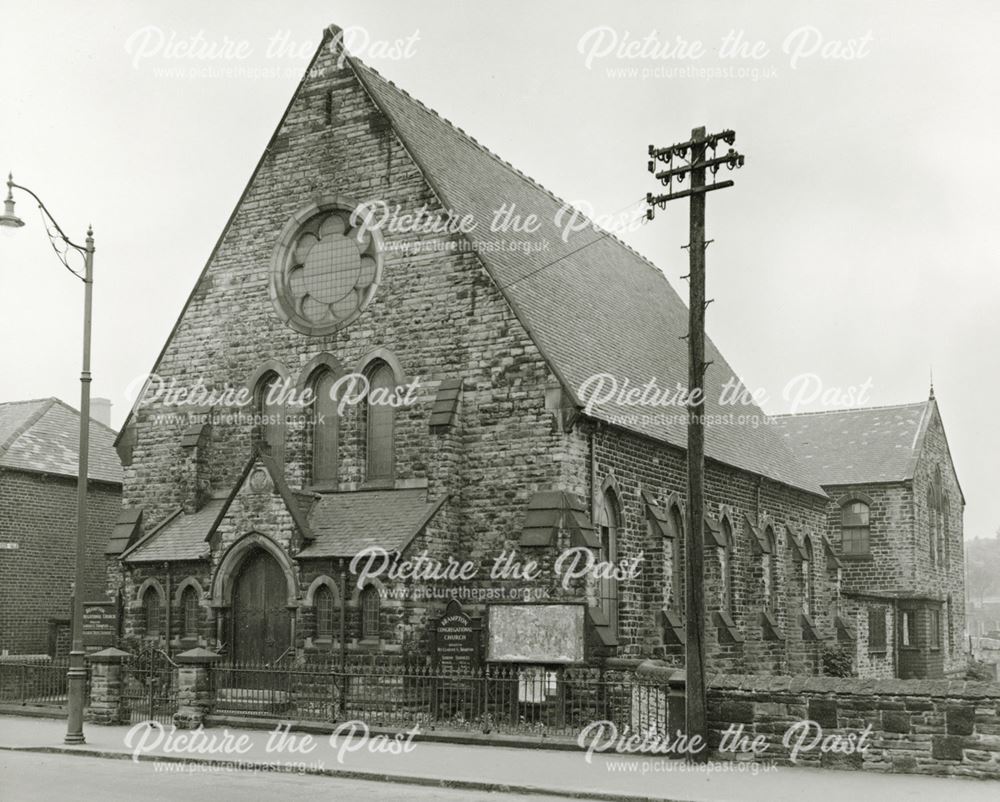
top-left (1, 715), bottom-right (998, 802)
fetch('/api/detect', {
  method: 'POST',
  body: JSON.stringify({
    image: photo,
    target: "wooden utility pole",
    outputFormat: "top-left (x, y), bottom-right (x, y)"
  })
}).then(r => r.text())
top-left (646, 128), bottom-right (744, 761)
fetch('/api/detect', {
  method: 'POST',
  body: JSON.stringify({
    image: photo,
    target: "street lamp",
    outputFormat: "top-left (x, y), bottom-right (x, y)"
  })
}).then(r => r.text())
top-left (1, 172), bottom-right (94, 745)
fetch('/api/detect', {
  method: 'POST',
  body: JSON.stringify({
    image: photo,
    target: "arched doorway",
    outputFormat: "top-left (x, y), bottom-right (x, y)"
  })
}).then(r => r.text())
top-left (231, 548), bottom-right (290, 663)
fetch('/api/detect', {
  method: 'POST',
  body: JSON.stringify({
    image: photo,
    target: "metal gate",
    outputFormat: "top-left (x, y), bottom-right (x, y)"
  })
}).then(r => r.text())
top-left (122, 646), bottom-right (178, 725)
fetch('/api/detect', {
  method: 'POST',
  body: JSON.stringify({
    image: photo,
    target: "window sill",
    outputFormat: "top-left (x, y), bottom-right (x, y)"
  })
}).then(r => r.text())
top-left (868, 649), bottom-right (888, 656)
top-left (305, 482), bottom-right (338, 493)
top-left (840, 554), bottom-right (873, 562)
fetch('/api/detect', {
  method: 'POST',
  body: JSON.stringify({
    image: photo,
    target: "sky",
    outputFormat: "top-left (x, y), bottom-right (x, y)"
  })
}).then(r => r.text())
top-left (0, 0), bottom-right (997, 540)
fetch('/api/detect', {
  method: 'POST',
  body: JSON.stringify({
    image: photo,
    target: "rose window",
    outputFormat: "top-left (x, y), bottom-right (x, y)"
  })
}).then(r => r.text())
top-left (270, 205), bottom-right (383, 336)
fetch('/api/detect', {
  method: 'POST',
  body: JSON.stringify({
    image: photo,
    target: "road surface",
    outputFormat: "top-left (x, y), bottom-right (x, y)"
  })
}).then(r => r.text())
top-left (0, 750), bottom-right (579, 802)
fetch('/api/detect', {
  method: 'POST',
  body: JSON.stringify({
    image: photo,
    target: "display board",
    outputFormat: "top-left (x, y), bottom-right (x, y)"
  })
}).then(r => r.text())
top-left (486, 604), bottom-right (584, 663)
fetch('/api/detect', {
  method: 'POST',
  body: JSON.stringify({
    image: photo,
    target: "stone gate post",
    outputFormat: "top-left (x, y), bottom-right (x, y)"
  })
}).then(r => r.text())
top-left (173, 647), bottom-right (221, 729)
top-left (87, 647), bottom-right (131, 725)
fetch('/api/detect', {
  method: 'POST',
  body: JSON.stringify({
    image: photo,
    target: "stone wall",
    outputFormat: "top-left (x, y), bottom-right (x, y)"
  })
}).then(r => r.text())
top-left (583, 423), bottom-right (833, 672)
top-left (707, 674), bottom-right (1000, 778)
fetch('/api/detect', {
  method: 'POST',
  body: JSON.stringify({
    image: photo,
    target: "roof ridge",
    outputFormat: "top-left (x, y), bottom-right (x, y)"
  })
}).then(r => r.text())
top-left (46, 396), bottom-right (119, 435)
top-left (349, 57), bottom-right (667, 282)
top-left (0, 397), bottom-right (59, 408)
top-left (770, 400), bottom-right (929, 419)
top-left (0, 398), bottom-right (56, 458)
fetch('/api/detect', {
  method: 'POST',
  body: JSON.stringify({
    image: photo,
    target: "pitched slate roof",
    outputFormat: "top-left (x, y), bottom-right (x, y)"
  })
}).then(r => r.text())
top-left (121, 501), bottom-right (221, 563)
top-left (0, 398), bottom-right (122, 484)
top-left (297, 489), bottom-right (445, 558)
top-left (768, 401), bottom-right (931, 487)
top-left (349, 57), bottom-right (824, 497)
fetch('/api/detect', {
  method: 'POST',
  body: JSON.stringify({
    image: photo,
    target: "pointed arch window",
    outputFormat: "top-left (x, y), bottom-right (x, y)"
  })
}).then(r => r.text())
top-left (314, 584), bottom-right (335, 640)
top-left (366, 362), bottom-right (395, 482)
top-left (803, 537), bottom-right (815, 617)
top-left (594, 490), bottom-right (620, 635)
top-left (928, 487), bottom-right (938, 566)
top-left (360, 585), bottom-right (381, 640)
top-left (311, 369), bottom-right (340, 484)
top-left (669, 505), bottom-right (685, 615)
top-left (942, 494), bottom-right (951, 566)
top-left (181, 586), bottom-right (199, 639)
top-left (143, 587), bottom-right (161, 637)
top-left (720, 518), bottom-right (734, 614)
top-left (255, 371), bottom-right (285, 462)
top-left (764, 526), bottom-right (777, 611)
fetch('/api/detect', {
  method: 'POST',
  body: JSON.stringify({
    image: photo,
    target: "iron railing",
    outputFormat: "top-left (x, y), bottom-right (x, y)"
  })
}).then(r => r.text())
top-left (211, 656), bottom-right (664, 738)
top-left (0, 657), bottom-right (89, 707)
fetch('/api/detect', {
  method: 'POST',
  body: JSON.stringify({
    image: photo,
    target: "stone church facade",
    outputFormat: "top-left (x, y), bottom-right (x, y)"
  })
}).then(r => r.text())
top-left (103, 26), bottom-right (962, 680)
top-left (773, 396), bottom-right (966, 678)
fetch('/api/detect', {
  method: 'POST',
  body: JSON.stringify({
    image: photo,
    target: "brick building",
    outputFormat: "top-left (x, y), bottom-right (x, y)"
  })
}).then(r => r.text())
top-left (0, 398), bottom-right (122, 655)
top-left (772, 394), bottom-right (966, 678)
top-left (104, 26), bottom-right (958, 680)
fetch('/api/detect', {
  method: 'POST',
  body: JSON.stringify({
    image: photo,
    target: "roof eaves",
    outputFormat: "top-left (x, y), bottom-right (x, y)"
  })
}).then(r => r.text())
top-left (119, 508), bottom-right (182, 561)
top-left (393, 494), bottom-right (448, 556)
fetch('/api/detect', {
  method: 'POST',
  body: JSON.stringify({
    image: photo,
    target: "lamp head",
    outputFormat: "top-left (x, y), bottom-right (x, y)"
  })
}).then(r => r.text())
top-left (0, 173), bottom-right (25, 232)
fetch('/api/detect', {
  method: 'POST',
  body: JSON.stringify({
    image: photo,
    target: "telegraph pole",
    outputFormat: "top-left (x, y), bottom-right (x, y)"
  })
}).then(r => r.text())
top-left (645, 128), bottom-right (744, 761)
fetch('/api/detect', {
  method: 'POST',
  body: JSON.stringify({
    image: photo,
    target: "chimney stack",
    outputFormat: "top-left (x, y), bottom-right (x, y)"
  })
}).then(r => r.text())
top-left (91, 397), bottom-right (112, 427)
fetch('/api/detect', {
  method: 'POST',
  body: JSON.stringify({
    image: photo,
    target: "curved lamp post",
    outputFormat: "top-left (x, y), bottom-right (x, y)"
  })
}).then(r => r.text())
top-left (1, 172), bottom-right (94, 745)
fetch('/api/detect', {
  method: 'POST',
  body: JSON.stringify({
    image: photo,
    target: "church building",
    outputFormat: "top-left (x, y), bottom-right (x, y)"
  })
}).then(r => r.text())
top-left (103, 25), bottom-right (962, 681)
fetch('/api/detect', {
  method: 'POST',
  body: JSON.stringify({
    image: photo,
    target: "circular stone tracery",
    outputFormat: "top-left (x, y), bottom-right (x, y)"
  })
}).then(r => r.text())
top-left (270, 204), bottom-right (383, 336)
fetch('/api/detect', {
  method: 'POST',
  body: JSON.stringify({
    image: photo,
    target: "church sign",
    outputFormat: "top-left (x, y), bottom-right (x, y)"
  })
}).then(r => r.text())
top-left (82, 601), bottom-right (119, 651)
top-left (431, 599), bottom-right (480, 672)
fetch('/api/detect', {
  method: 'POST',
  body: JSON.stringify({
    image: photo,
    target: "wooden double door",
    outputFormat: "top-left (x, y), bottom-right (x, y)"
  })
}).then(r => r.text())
top-left (230, 549), bottom-right (290, 664)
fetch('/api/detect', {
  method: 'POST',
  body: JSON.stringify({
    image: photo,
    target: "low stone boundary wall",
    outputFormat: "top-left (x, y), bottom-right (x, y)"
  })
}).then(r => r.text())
top-left (707, 674), bottom-right (1000, 779)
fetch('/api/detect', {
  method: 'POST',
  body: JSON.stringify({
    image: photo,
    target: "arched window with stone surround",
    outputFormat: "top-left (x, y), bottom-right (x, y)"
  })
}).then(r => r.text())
top-left (314, 584), bottom-right (335, 640)
top-left (310, 368), bottom-right (340, 485)
top-left (181, 586), bottom-right (199, 639)
top-left (927, 487), bottom-right (938, 566)
top-left (720, 518), bottom-right (734, 614)
top-left (255, 370), bottom-right (285, 462)
top-left (669, 505), bottom-right (684, 615)
top-left (594, 489), bottom-right (620, 635)
top-left (943, 494), bottom-right (951, 566)
top-left (360, 585), bottom-right (380, 640)
top-left (143, 587), bottom-right (161, 638)
top-left (764, 526), bottom-right (777, 610)
top-left (803, 537), bottom-right (815, 617)
top-left (365, 361), bottom-right (395, 482)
